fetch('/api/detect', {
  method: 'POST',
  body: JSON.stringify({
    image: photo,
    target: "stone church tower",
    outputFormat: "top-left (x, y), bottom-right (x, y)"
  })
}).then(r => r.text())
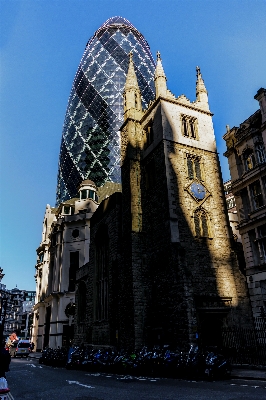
top-left (119, 52), bottom-right (253, 350)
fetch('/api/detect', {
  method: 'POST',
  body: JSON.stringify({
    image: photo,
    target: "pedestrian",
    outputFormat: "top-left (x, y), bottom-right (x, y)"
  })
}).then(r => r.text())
top-left (0, 340), bottom-right (11, 378)
top-left (30, 342), bottom-right (35, 352)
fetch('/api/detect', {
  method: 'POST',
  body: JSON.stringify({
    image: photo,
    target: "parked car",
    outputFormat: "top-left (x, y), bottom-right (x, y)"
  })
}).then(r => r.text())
top-left (9, 340), bottom-right (31, 358)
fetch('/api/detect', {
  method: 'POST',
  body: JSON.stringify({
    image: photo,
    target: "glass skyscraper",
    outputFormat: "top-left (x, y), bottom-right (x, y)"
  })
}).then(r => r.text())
top-left (56, 16), bottom-right (155, 205)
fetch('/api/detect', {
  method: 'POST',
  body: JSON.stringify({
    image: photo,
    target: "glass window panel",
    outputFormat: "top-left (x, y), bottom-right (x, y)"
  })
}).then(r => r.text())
top-left (81, 190), bottom-right (87, 199)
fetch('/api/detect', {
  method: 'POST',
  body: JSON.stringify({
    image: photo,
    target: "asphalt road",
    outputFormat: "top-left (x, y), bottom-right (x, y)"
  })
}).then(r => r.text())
top-left (5, 356), bottom-right (266, 400)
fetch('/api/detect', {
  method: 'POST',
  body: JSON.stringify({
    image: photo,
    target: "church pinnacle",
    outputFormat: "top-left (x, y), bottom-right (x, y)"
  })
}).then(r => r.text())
top-left (154, 51), bottom-right (167, 99)
top-left (123, 51), bottom-right (142, 117)
top-left (124, 51), bottom-right (139, 92)
top-left (196, 66), bottom-right (209, 109)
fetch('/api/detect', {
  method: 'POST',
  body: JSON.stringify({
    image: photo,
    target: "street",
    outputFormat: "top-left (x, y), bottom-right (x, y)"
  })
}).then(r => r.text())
top-left (5, 356), bottom-right (266, 400)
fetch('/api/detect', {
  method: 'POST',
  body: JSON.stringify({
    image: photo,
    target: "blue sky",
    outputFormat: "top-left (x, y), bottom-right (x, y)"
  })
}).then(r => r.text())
top-left (0, 0), bottom-right (265, 291)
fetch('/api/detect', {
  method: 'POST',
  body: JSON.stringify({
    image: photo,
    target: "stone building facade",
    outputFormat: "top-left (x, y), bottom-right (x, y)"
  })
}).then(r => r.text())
top-left (74, 53), bottom-right (254, 351)
top-left (32, 180), bottom-right (99, 350)
top-left (224, 180), bottom-right (241, 243)
top-left (32, 180), bottom-right (121, 350)
top-left (223, 88), bottom-right (266, 318)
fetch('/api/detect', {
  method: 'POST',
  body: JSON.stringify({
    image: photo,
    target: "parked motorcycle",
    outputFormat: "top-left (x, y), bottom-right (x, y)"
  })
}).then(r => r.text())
top-left (63, 343), bottom-right (231, 381)
top-left (204, 349), bottom-right (231, 380)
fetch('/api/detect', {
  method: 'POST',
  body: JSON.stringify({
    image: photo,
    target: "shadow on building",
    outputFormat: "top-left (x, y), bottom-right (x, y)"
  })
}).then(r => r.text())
top-left (74, 52), bottom-right (256, 360)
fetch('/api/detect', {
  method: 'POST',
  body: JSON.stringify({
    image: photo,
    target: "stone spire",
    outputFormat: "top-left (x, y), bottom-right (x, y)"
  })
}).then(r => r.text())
top-left (196, 66), bottom-right (209, 109)
top-left (154, 51), bottom-right (167, 99)
top-left (123, 51), bottom-right (142, 116)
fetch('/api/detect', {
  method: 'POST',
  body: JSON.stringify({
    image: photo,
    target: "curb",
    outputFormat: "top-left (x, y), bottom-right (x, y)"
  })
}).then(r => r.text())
top-left (231, 375), bottom-right (266, 381)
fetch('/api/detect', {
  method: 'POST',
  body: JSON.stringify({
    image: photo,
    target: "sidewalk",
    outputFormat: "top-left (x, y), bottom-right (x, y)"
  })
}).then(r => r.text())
top-left (28, 353), bottom-right (266, 381)
top-left (231, 365), bottom-right (266, 381)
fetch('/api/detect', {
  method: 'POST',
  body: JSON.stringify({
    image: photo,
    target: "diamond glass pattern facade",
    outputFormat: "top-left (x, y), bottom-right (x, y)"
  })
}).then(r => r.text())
top-left (56, 16), bottom-right (155, 205)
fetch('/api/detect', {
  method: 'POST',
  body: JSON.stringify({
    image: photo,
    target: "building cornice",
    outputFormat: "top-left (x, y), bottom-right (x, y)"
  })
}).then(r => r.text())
top-left (238, 208), bottom-right (266, 234)
top-left (231, 163), bottom-right (266, 192)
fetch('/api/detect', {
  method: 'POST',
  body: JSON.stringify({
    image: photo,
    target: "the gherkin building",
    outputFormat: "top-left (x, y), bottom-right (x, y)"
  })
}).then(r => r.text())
top-left (56, 16), bottom-right (156, 205)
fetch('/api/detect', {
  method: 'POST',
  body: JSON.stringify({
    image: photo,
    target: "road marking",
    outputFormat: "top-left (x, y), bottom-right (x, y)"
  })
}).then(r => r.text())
top-left (117, 376), bottom-right (134, 380)
top-left (66, 380), bottom-right (95, 389)
top-left (25, 364), bottom-right (36, 368)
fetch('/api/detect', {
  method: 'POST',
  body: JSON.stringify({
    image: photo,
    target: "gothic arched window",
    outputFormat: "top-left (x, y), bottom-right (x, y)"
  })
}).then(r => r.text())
top-left (255, 143), bottom-right (266, 164)
top-left (181, 115), bottom-right (198, 139)
top-left (187, 155), bottom-right (202, 180)
top-left (194, 208), bottom-right (210, 237)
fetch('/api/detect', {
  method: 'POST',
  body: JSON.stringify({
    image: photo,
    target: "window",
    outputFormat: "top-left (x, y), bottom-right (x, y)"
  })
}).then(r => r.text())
top-left (258, 224), bottom-right (266, 238)
top-left (64, 206), bottom-right (71, 215)
top-left (250, 180), bottom-right (264, 209)
top-left (257, 225), bottom-right (266, 263)
top-left (95, 228), bottom-right (109, 321)
top-left (194, 208), bottom-right (209, 237)
top-left (187, 155), bottom-right (202, 180)
top-left (72, 229), bottom-right (79, 238)
top-left (18, 343), bottom-right (30, 349)
top-left (80, 188), bottom-right (97, 201)
top-left (243, 149), bottom-right (255, 171)
top-left (81, 190), bottom-right (87, 199)
top-left (249, 229), bottom-right (261, 266)
top-left (69, 251), bottom-right (79, 292)
top-left (255, 143), bottom-right (266, 164)
top-left (181, 115), bottom-right (197, 139)
top-left (144, 120), bottom-right (154, 150)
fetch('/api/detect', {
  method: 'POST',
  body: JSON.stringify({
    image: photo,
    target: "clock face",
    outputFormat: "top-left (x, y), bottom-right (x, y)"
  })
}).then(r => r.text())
top-left (189, 182), bottom-right (206, 200)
